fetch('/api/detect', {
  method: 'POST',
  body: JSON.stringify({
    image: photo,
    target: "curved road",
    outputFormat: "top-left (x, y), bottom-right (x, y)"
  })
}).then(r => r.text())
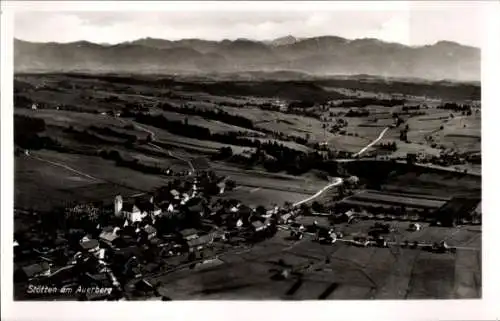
top-left (293, 177), bottom-right (343, 207)
top-left (353, 127), bottom-right (390, 157)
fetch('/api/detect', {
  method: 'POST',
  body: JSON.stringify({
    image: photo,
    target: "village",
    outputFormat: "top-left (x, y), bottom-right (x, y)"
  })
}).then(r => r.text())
top-left (13, 159), bottom-right (481, 301)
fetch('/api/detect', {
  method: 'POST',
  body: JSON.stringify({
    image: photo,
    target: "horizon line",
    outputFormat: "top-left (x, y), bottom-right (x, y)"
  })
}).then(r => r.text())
top-left (13, 35), bottom-right (480, 50)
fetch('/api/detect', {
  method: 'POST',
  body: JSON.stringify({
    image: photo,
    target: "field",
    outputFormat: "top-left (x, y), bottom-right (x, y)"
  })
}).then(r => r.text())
top-left (13, 73), bottom-right (481, 300)
top-left (381, 171), bottom-right (481, 198)
top-left (14, 73), bottom-right (481, 217)
top-left (339, 190), bottom-right (449, 210)
top-left (148, 224), bottom-right (481, 300)
top-left (15, 73), bottom-right (481, 158)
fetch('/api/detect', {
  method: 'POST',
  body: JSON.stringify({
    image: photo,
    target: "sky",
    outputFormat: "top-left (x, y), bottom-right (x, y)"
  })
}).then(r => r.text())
top-left (12, 1), bottom-right (483, 48)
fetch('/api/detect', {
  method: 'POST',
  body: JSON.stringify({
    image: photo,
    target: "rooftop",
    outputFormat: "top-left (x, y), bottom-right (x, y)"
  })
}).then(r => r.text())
top-left (80, 239), bottom-right (99, 250)
top-left (186, 234), bottom-right (214, 248)
top-left (179, 228), bottom-right (199, 237)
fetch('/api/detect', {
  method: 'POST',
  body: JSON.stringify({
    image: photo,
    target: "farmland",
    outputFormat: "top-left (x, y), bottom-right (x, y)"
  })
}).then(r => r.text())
top-left (340, 190), bottom-right (448, 210)
top-left (13, 72), bottom-right (481, 301)
top-left (148, 225), bottom-right (481, 300)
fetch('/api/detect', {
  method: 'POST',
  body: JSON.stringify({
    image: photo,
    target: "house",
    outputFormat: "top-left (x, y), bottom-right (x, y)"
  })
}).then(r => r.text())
top-left (186, 233), bottom-right (214, 251)
top-left (170, 190), bottom-right (180, 200)
top-left (334, 210), bottom-right (356, 223)
top-left (280, 212), bottom-right (293, 224)
top-left (122, 203), bottom-right (144, 222)
top-left (217, 181), bottom-right (226, 194)
top-left (184, 198), bottom-right (206, 217)
top-left (179, 228), bottom-right (199, 241)
top-left (20, 262), bottom-right (51, 280)
top-left (230, 203), bottom-right (241, 213)
top-left (99, 227), bottom-right (120, 246)
top-left (80, 238), bottom-right (100, 254)
top-left (346, 176), bottom-right (360, 186)
top-left (290, 222), bottom-right (305, 232)
top-left (114, 195), bottom-right (145, 222)
top-left (251, 220), bottom-right (268, 232)
top-left (180, 193), bottom-right (191, 204)
top-left (409, 223), bottom-right (422, 231)
top-left (144, 225), bottom-right (157, 239)
top-left (136, 196), bottom-right (162, 217)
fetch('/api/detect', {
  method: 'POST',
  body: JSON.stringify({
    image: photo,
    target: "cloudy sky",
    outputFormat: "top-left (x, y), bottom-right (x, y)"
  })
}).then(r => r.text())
top-left (13, 1), bottom-right (483, 47)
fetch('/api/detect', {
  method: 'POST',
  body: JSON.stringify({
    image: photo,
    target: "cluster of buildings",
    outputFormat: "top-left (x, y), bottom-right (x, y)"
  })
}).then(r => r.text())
top-left (13, 172), bottom-right (290, 300)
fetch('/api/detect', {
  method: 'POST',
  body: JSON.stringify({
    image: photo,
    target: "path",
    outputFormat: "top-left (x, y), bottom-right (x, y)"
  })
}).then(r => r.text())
top-left (353, 127), bottom-right (390, 157)
top-left (28, 154), bottom-right (100, 182)
top-left (28, 153), bottom-right (149, 196)
top-left (126, 120), bottom-right (195, 173)
top-left (292, 177), bottom-right (343, 207)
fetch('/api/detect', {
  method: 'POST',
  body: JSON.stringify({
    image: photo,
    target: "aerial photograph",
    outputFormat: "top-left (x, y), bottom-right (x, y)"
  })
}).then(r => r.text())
top-left (12, 7), bottom-right (481, 301)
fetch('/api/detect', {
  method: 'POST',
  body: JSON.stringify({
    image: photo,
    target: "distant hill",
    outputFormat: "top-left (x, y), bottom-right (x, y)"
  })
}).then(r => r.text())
top-left (14, 36), bottom-right (480, 81)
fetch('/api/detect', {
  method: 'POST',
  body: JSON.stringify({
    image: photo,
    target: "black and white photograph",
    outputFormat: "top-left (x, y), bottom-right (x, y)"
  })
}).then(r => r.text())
top-left (1, 1), bottom-right (499, 320)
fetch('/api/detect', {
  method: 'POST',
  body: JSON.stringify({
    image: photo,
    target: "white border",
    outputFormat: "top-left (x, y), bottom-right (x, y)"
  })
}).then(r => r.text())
top-left (2, 2), bottom-right (499, 321)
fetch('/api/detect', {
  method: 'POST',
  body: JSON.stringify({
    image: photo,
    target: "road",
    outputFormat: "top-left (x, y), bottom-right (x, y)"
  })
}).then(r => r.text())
top-left (352, 127), bottom-right (390, 157)
top-left (128, 120), bottom-right (195, 173)
top-left (292, 177), bottom-right (343, 207)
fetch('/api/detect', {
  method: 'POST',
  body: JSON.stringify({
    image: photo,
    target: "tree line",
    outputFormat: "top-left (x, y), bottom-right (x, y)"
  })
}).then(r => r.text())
top-left (158, 102), bottom-right (255, 130)
top-left (14, 115), bottom-right (63, 151)
top-left (336, 98), bottom-right (406, 108)
top-left (437, 102), bottom-right (472, 113)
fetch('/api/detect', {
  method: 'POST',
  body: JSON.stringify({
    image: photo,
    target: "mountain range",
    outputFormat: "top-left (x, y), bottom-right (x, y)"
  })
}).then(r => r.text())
top-left (14, 36), bottom-right (480, 81)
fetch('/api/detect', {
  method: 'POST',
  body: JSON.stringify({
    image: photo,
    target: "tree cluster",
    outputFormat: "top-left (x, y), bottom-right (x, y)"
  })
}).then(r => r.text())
top-left (437, 102), bottom-right (472, 113)
top-left (159, 103), bottom-right (255, 130)
top-left (345, 109), bottom-right (370, 117)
